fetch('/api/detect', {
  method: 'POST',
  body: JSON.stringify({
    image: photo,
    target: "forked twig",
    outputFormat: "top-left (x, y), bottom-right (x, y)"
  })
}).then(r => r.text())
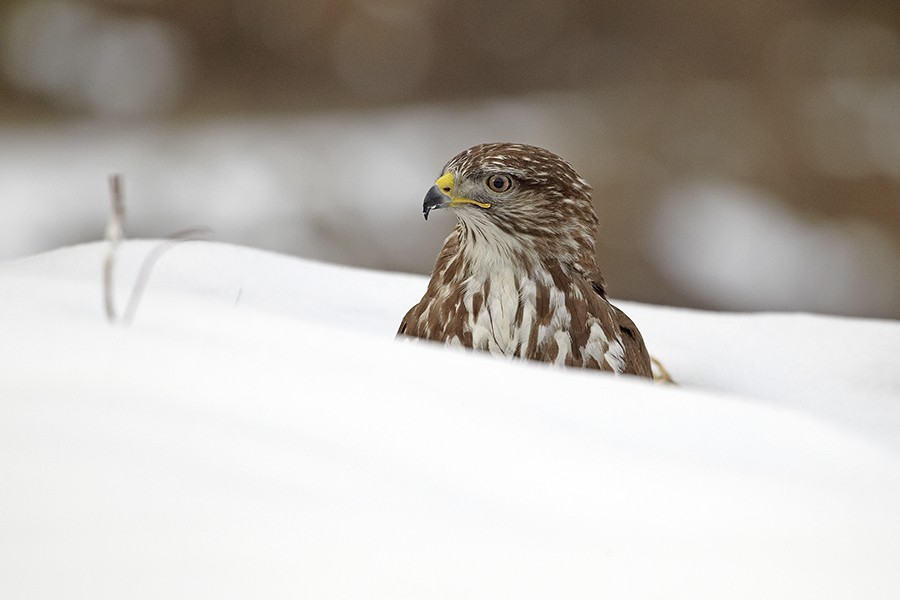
top-left (102, 174), bottom-right (211, 325)
top-left (651, 356), bottom-right (676, 384)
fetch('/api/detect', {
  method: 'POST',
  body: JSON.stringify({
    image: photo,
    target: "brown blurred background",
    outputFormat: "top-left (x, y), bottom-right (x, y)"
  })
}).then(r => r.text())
top-left (1, 0), bottom-right (899, 319)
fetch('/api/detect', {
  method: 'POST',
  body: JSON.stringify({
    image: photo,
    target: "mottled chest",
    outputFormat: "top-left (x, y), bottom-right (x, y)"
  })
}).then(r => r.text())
top-left (452, 267), bottom-right (626, 372)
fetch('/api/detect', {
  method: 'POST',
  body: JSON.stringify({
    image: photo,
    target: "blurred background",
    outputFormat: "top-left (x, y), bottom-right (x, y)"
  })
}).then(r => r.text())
top-left (1, 0), bottom-right (899, 319)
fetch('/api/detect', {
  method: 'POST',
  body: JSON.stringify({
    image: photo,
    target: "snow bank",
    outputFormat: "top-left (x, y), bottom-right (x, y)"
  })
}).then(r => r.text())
top-left (2, 241), bottom-right (899, 599)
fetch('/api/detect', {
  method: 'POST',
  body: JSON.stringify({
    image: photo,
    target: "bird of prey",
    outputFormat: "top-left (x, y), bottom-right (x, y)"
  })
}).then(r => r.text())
top-left (398, 142), bottom-right (652, 378)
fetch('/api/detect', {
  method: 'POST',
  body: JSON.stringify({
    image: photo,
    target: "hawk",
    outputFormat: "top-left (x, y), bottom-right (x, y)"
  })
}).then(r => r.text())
top-left (398, 142), bottom-right (652, 378)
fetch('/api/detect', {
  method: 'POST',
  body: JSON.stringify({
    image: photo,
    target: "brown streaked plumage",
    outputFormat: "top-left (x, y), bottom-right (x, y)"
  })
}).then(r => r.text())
top-left (398, 142), bottom-right (652, 378)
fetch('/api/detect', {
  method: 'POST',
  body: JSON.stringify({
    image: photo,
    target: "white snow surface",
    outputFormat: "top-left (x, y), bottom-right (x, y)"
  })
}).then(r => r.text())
top-left (2, 240), bottom-right (900, 599)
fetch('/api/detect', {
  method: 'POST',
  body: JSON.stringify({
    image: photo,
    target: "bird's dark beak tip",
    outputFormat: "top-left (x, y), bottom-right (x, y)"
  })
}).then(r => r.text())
top-left (422, 184), bottom-right (449, 222)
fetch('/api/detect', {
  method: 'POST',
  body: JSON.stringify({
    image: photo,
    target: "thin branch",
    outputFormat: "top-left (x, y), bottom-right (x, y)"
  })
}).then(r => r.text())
top-left (101, 174), bottom-right (211, 326)
top-left (651, 356), bottom-right (676, 384)
top-left (120, 227), bottom-right (212, 326)
top-left (103, 175), bottom-right (125, 323)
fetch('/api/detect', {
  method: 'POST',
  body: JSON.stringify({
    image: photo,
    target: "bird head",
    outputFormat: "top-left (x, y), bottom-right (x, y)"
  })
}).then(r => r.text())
top-left (422, 143), bottom-right (599, 265)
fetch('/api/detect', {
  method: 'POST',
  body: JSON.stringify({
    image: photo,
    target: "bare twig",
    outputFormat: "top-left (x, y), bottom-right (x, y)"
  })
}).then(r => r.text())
top-left (120, 227), bottom-right (211, 326)
top-left (104, 175), bottom-right (125, 323)
top-left (102, 174), bottom-right (211, 326)
top-left (651, 356), bottom-right (676, 384)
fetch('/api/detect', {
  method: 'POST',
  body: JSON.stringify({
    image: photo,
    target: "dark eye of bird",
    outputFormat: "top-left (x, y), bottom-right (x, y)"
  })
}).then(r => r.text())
top-left (485, 174), bottom-right (512, 193)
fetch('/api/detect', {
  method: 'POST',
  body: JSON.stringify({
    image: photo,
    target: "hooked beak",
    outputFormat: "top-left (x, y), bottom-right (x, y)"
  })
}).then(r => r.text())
top-left (423, 172), bottom-right (454, 221)
top-left (423, 184), bottom-right (450, 221)
top-left (421, 172), bottom-right (491, 221)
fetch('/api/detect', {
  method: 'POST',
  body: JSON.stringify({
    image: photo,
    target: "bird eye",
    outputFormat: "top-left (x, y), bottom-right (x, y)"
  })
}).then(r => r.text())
top-left (485, 174), bottom-right (512, 193)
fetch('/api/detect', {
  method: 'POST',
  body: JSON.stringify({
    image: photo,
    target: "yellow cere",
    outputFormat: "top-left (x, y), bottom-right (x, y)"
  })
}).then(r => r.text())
top-left (435, 172), bottom-right (454, 193)
top-left (435, 172), bottom-right (492, 210)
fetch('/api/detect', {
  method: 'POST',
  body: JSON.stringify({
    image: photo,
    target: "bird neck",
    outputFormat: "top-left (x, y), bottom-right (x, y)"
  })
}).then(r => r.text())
top-left (450, 219), bottom-right (599, 283)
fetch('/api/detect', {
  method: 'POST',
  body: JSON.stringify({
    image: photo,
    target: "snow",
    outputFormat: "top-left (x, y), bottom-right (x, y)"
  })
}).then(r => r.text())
top-left (2, 239), bottom-right (900, 599)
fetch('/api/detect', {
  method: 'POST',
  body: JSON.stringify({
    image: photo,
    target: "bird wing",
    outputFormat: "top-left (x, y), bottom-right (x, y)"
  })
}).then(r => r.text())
top-left (611, 304), bottom-right (653, 378)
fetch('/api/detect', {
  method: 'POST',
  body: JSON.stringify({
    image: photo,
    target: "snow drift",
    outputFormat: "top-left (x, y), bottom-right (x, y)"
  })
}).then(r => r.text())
top-left (2, 240), bottom-right (899, 599)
